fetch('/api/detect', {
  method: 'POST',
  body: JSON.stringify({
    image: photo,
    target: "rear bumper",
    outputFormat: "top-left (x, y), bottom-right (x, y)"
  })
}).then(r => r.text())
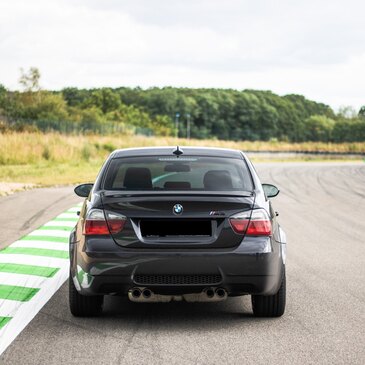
top-left (70, 235), bottom-right (285, 296)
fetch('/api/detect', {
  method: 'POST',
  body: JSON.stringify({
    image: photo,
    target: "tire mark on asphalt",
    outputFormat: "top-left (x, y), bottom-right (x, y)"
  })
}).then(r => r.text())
top-left (321, 165), bottom-right (365, 199)
top-left (20, 193), bottom-right (74, 232)
top-left (117, 321), bottom-right (145, 365)
top-left (281, 167), bottom-right (303, 203)
top-left (341, 167), bottom-right (365, 199)
top-left (269, 168), bottom-right (301, 203)
top-left (316, 170), bottom-right (334, 197)
top-left (42, 308), bottom-right (179, 364)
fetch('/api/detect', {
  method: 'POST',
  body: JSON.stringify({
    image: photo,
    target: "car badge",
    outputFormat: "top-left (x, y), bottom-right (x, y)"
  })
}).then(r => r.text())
top-left (173, 204), bottom-right (183, 215)
top-left (210, 211), bottom-right (225, 216)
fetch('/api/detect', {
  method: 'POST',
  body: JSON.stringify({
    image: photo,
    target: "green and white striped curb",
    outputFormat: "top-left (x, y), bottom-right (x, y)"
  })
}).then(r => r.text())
top-left (0, 203), bottom-right (82, 355)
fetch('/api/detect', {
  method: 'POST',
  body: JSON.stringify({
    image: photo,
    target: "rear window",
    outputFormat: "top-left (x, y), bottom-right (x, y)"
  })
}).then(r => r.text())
top-left (104, 156), bottom-right (253, 191)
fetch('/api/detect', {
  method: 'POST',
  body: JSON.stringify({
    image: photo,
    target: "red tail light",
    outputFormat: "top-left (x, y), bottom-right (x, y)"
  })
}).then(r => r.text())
top-left (84, 219), bottom-right (110, 235)
top-left (105, 211), bottom-right (127, 234)
top-left (83, 209), bottom-right (126, 236)
top-left (230, 209), bottom-right (272, 236)
top-left (229, 211), bottom-right (251, 234)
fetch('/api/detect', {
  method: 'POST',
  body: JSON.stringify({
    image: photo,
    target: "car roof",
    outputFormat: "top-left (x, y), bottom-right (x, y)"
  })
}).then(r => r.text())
top-left (111, 146), bottom-right (244, 159)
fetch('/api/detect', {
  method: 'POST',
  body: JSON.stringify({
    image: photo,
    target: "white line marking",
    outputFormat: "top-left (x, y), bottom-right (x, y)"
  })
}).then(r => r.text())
top-left (0, 273), bottom-right (47, 292)
top-left (43, 221), bottom-right (76, 228)
top-left (27, 230), bottom-right (71, 238)
top-left (0, 202), bottom-right (82, 355)
top-left (0, 264), bottom-right (69, 354)
top-left (0, 300), bottom-right (23, 319)
top-left (66, 207), bottom-right (81, 213)
top-left (10, 241), bottom-right (69, 251)
top-left (56, 213), bottom-right (78, 219)
top-left (0, 254), bottom-right (67, 268)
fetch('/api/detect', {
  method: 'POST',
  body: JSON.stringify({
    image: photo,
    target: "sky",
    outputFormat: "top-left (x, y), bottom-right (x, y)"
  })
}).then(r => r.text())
top-left (0, 0), bottom-right (364, 111)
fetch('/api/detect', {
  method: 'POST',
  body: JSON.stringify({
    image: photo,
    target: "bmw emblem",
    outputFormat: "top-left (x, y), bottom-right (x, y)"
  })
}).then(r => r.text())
top-left (173, 204), bottom-right (183, 215)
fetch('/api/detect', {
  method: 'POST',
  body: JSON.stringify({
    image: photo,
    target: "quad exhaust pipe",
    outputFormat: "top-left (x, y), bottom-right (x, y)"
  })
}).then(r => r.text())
top-left (142, 288), bottom-right (152, 299)
top-left (216, 288), bottom-right (226, 298)
top-left (131, 288), bottom-right (142, 299)
top-left (130, 288), bottom-right (153, 299)
top-left (128, 287), bottom-right (228, 303)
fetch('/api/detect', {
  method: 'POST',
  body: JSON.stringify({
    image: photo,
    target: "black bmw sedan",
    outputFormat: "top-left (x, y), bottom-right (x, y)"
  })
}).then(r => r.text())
top-left (70, 147), bottom-right (287, 317)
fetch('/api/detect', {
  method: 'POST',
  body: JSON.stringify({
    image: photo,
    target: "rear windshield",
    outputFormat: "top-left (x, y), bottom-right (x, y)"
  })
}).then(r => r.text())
top-left (104, 156), bottom-right (253, 191)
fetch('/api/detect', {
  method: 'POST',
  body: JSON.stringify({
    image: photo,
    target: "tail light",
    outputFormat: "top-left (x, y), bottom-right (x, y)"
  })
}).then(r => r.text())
top-left (105, 211), bottom-right (127, 234)
top-left (229, 211), bottom-right (251, 234)
top-left (229, 209), bottom-right (272, 236)
top-left (83, 209), bottom-right (126, 236)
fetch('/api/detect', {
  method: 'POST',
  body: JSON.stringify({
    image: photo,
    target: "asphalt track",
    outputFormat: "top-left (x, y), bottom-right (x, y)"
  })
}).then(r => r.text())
top-left (0, 162), bottom-right (364, 364)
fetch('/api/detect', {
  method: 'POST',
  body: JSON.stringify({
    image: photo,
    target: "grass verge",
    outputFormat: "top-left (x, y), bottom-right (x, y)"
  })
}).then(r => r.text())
top-left (0, 132), bottom-right (364, 187)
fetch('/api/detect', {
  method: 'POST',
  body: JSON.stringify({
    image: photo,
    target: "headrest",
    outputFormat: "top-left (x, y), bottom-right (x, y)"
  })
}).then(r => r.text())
top-left (124, 167), bottom-right (152, 189)
top-left (203, 170), bottom-right (233, 190)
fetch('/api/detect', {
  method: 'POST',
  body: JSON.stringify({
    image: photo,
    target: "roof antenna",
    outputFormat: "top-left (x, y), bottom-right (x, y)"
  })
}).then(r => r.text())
top-left (172, 146), bottom-right (183, 157)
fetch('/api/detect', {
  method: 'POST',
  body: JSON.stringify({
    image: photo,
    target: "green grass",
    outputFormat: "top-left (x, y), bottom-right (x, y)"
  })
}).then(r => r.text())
top-left (0, 132), bottom-right (364, 186)
top-left (0, 161), bottom-right (101, 185)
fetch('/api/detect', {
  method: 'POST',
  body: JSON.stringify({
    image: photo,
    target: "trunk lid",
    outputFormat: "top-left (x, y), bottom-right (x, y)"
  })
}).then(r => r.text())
top-left (101, 191), bottom-right (254, 249)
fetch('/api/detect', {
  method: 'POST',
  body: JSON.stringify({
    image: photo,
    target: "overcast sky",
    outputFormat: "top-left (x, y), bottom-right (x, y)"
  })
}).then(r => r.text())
top-left (0, 0), bottom-right (364, 110)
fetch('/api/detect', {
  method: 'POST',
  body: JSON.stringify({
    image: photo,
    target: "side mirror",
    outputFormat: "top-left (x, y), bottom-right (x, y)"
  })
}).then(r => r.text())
top-left (262, 183), bottom-right (280, 198)
top-left (74, 183), bottom-right (93, 198)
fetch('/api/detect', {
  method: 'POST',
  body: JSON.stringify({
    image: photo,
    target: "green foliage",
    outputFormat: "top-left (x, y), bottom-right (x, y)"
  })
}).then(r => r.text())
top-left (0, 84), bottom-right (6, 99)
top-left (42, 146), bottom-right (52, 160)
top-left (94, 142), bottom-right (116, 153)
top-left (0, 69), bottom-right (363, 142)
top-left (80, 107), bottom-right (104, 127)
top-left (332, 118), bottom-right (365, 142)
top-left (303, 115), bottom-right (335, 142)
top-left (358, 106), bottom-right (365, 118)
top-left (81, 145), bottom-right (92, 161)
top-left (62, 87), bottom-right (89, 107)
top-left (19, 67), bottom-right (41, 92)
top-left (84, 88), bottom-right (121, 114)
top-left (1, 90), bottom-right (68, 122)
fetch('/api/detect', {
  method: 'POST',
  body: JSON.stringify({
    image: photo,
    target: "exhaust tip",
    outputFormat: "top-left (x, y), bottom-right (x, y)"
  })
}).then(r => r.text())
top-left (216, 288), bottom-right (226, 298)
top-left (142, 289), bottom-right (152, 299)
top-left (131, 288), bottom-right (141, 298)
top-left (205, 288), bottom-right (215, 298)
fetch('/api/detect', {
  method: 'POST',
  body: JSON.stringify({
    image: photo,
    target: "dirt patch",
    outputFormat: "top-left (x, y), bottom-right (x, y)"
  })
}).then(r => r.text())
top-left (0, 182), bottom-right (36, 196)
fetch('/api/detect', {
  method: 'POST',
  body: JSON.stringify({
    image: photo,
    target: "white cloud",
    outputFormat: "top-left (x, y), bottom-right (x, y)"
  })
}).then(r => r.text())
top-left (0, 0), bottom-right (364, 110)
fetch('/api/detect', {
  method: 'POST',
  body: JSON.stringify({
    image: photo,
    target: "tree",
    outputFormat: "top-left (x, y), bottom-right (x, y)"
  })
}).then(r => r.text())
top-left (0, 84), bottom-right (6, 109)
top-left (337, 106), bottom-right (357, 119)
top-left (359, 106), bottom-right (365, 118)
top-left (19, 67), bottom-right (41, 92)
top-left (303, 115), bottom-right (335, 142)
top-left (62, 88), bottom-right (89, 107)
top-left (333, 118), bottom-right (365, 142)
top-left (3, 75), bottom-right (364, 141)
top-left (85, 88), bottom-right (121, 114)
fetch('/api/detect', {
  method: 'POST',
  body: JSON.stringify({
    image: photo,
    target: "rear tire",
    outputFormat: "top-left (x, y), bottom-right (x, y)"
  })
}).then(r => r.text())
top-left (251, 268), bottom-right (286, 317)
top-left (69, 274), bottom-right (104, 317)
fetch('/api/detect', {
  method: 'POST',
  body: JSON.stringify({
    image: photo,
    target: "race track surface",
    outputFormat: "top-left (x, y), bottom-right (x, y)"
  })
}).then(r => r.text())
top-left (0, 162), bottom-right (364, 364)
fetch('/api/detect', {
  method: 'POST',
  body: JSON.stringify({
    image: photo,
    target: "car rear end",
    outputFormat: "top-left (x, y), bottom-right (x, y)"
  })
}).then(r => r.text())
top-left (69, 147), bottom-right (285, 314)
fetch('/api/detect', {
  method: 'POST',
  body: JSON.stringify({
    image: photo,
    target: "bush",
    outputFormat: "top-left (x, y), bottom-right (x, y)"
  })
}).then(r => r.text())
top-left (303, 115), bottom-right (335, 142)
top-left (42, 146), bottom-right (52, 160)
top-left (81, 145), bottom-right (92, 161)
top-left (333, 118), bottom-right (365, 142)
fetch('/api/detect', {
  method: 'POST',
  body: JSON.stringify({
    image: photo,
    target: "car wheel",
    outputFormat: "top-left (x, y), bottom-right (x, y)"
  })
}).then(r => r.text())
top-left (251, 267), bottom-right (286, 317)
top-left (69, 273), bottom-right (104, 317)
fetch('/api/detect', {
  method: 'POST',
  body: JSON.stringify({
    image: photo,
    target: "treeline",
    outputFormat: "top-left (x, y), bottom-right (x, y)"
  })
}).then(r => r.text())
top-left (0, 68), bottom-right (364, 142)
top-left (0, 86), bottom-right (172, 136)
top-left (111, 87), bottom-right (365, 142)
